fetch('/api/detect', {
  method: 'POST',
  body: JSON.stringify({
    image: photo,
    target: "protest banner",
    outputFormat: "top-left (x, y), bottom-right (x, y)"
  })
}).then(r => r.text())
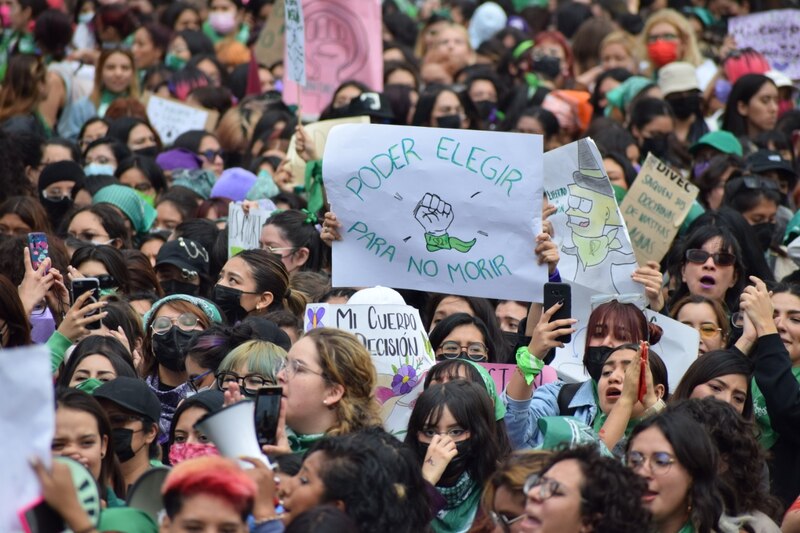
top-left (303, 303), bottom-right (435, 437)
top-left (323, 123), bottom-right (546, 302)
top-left (621, 154), bottom-right (699, 265)
top-left (254, 0), bottom-right (285, 68)
top-left (144, 94), bottom-right (218, 146)
top-left (227, 202), bottom-right (271, 257)
top-left (478, 363), bottom-right (557, 393)
top-left (283, 0), bottom-right (306, 86)
top-left (283, 0), bottom-right (382, 117)
top-left (544, 138), bottom-right (643, 296)
top-left (550, 283), bottom-right (698, 390)
top-left (729, 10), bottom-right (800, 79)
top-left (1, 346), bottom-right (53, 533)
top-left (287, 115), bottom-right (370, 185)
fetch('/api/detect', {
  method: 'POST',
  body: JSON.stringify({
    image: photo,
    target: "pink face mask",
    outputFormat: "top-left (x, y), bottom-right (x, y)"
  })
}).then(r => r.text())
top-left (0, 5), bottom-right (11, 29)
top-left (168, 442), bottom-right (219, 465)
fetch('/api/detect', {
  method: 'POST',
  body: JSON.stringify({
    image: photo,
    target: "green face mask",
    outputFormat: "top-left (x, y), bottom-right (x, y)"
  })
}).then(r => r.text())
top-left (165, 53), bottom-right (187, 71)
top-left (135, 188), bottom-right (156, 207)
top-left (75, 378), bottom-right (105, 394)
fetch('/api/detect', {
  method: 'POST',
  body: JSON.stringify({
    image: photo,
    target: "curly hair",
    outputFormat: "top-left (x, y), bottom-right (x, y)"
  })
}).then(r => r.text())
top-left (543, 445), bottom-right (653, 532)
top-left (667, 398), bottom-right (784, 521)
top-left (308, 428), bottom-right (432, 533)
top-left (302, 328), bottom-right (381, 436)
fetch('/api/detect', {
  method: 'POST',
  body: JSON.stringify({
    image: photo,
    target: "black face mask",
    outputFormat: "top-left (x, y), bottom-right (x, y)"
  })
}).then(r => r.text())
top-left (473, 100), bottom-right (495, 121)
top-left (160, 279), bottom-right (200, 296)
top-left (752, 222), bottom-right (776, 251)
top-left (532, 55), bottom-right (561, 80)
top-left (641, 134), bottom-right (670, 160)
top-left (436, 115), bottom-right (462, 129)
top-left (134, 146), bottom-right (160, 158)
top-left (41, 196), bottom-right (73, 228)
top-left (213, 284), bottom-right (248, 324)
top-left (585, 345), bottom-right (615, 382)
top-left (418, 439), bottom-right (473, 485)
top-left (152, 326), bottom-right (197, 372)
top-left (667, 94), bottom-right (701, 120)
top-left (111, 427), bottom-right (137, 462)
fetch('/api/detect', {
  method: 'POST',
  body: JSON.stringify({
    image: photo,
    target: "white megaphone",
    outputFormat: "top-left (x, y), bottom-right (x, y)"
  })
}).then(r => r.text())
top-left (194, 400), bottom-right (271, 468)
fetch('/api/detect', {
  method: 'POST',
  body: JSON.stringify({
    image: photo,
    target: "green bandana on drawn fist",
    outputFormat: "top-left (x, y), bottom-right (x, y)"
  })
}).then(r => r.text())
top-left (572, 231), bottom-right (623, 268)
top-left (425, 233), bottom-right (476, 253)
top-left (752, 368), bottom-right (800, 449)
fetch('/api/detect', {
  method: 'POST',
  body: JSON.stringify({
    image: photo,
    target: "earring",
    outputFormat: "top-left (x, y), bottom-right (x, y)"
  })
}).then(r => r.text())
top-left (322, 400), bottom-right (328, 406)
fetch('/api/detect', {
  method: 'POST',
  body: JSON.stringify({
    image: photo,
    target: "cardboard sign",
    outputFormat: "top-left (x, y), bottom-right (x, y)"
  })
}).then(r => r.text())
top-left (303, 303), bottom-right (435, 437)
top-left (729, 10), bottom-right (800, 79)
top-left (549, 282), bottom-right (698, 390)
top-left (254, 0), bottom-right (285, 68)
top-left (323, 123), bottom-right (546, 302)
top-left (287, 115), bottom-right (370, 185)
top-left (544, 138), bottom-right (643, 296)
top-left (144, 94), bottom-right (218, 146)
top-left (227, 203), bottom-right (271, 257)
top-left (2, 346), bottom-right (53, 533)
top-left (283, 0), bottom-right (383, 117)
top-left (284, 0), bottom-right (306, 86)
top-left (621, 154), bottom-right (699, 265)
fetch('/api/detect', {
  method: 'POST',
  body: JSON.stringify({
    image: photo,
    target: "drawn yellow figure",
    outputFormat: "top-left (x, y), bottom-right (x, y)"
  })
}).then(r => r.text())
top-left (563, 139), bottom-right (625, 269)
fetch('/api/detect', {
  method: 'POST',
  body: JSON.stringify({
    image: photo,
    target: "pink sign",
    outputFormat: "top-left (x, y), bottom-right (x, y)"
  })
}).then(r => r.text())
top-left (283, 0), bottom-right (383, 117)
top-left (479, 363), bottom-right (558, 393)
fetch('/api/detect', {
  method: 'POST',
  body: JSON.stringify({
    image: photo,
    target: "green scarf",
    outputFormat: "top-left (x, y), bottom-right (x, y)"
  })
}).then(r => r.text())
top-left (590, 381), bottom-right (639, 437)
top-left (677, 520), bottom-right (696, 533)
top-left (98, 89), bottom-right (124, 117)
top-left (287, 428), bottom-right (325, 454)
top-left (752, 368), bottom-right (800, 449)
top-left (433, 472), bottom-right (481, 533)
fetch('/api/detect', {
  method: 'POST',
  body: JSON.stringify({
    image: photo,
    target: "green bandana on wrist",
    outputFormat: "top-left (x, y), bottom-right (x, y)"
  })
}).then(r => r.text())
top-left (516, 346), bottom-right (544, 385)
top-left (424, 232), bottom-right (476, 253)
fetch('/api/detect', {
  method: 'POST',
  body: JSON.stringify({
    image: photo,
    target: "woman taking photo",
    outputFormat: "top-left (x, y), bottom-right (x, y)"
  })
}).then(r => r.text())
top-left (405, 379), bottom-right (502, 533)
top-left (213, 249), bottom-right (306, 325)
top-left (69, 244), bottom-right (131, 298)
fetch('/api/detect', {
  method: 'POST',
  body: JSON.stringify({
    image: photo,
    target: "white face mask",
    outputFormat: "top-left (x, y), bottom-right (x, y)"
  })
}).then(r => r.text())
top-left (208, 11), bottom-right (237, 34)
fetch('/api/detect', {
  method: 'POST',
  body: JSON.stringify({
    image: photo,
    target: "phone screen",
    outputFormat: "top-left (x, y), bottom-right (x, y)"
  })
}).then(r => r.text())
top-left (71, 278), bottom-right (102, 330)
top-left (27, 232), bottom-right (49, 272)
top-left (254, 387), bottom-right (282, 447)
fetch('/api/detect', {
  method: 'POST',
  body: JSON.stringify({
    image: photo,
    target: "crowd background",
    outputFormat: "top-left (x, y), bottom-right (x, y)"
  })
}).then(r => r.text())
top-left (4, 0), bottom-right (800, 531)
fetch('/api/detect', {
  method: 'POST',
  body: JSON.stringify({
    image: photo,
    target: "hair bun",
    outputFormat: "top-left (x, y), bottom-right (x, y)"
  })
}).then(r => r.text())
top-left (647, 322), bottom-right (664, 345)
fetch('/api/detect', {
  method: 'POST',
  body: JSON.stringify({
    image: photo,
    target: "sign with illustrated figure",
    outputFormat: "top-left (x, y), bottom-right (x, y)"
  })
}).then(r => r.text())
top-left (543, 139), bottom-right (643, 296)
top-left (620, 153), bottom-right (699, 265)
top-left (323, 124), bottom-right (546, 302)
top-left (303, 303), bottom-right (435, 437)
top-left (282, 0), bottom-right (382, 116)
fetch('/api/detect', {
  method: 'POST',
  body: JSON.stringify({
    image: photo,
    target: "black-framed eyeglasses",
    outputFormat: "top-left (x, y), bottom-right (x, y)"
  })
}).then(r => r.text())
top-left (625, 451), bottom-right (676, 476)
top-left (187, 369), bottom-right (213, 392)
top-left (216, 371), bottom-right (276, 395)
top-left (151, 313), bottom-right (200, 334)
top-left (489, 511), bottom-right (525, 533)
top-left (438, 341), bottom-right (488, 361)
top-left (685, 249), bottom-right (736, 267)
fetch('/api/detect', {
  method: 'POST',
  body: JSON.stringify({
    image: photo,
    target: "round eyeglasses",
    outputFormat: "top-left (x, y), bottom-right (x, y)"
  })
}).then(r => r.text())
top-left (151, 313), bottom-right (200, 335)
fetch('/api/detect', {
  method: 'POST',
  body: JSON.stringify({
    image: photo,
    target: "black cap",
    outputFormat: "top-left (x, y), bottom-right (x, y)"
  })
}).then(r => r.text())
top-left (38, 161), bottom-right (86, 194)
top-left (155, 237), bottom-right (210, 278)
top-left (94, 377), bottom-right (161, 422)
top-left (238, 316), bottom-right (292, 351)
top-left (747, 150), bottom-right (795, 180)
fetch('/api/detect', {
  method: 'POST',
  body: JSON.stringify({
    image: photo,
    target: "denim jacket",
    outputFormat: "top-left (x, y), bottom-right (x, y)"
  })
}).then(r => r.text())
top-left (504, 379), bottom-right (598, 450)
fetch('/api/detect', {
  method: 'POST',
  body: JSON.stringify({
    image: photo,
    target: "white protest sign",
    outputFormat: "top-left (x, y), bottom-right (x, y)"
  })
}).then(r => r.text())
top-left (144, 94), bottom-right (219, 146)
top-left (621, 154), bottom-right (699, 265)
top-left (303, 303), bottom-right (435, 437)
top-left (323, 124), bottom-right (546, 302)
top-left (729, 10), bottom-right (800, 79)
top-left (284, 0), bottom-right (306, 86)
top-left (227, 202), bottom-right (271, 257)
top-left (287, 115), bottom-right (370, 185)
top-left (550, 282), bottom-right (698, 391)
top-left (0, 345), bottom-right (53, 533)
top-left (544, 138), bottom-right (643, 296)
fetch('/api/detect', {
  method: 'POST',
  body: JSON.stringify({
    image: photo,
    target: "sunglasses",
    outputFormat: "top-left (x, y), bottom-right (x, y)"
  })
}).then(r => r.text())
top-left (685, 249), bottom-right (736, 267)
top-left (199, 149), bottom-right (223, 161)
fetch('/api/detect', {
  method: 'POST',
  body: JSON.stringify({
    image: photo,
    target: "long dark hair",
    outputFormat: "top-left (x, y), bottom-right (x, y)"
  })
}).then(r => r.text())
top-left (671, 349), bottom-right (754, 418)
top-left (70, 244), bottom-right (132, 295)
top-left (721, 74), bottom-right (776, 137)
top-left (405, 380), bottom-right (501, 487)
top-left (0, 274), bottom-right (31, 346)
top-left (627, 411), bottom-right (724, 533)
top-left (57, 336), bottom-right (137, 388)
top-left (428, 312), bottom-right (495, 362)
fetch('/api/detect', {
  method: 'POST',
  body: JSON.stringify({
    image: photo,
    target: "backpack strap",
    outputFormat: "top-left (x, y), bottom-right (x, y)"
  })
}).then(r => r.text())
top-left (556, 382), bottom-right (583, 417)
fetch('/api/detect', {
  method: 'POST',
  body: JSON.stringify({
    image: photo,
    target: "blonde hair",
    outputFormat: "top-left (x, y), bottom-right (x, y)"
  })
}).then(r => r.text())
top-left (91, 48), bottom-right (140, 108)
top-left (304, 328), bottom-right (381, 436)
top-left (218, 340), bottom-right (287, 381)
top-left (641, 9), bottom-right (702, 72)
top-left (480, 451), bottom-right (551, 518)
top-left (601, 31), bottom-right (644, 70)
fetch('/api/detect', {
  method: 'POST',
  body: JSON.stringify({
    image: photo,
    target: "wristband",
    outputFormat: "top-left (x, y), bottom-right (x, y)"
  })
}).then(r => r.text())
top-left (516, 346), bottom-right (544, 385)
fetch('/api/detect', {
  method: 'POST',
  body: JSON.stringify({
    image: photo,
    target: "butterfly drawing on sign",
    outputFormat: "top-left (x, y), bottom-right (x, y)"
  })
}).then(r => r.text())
top-left (306, 307), bottom-right (325, 331)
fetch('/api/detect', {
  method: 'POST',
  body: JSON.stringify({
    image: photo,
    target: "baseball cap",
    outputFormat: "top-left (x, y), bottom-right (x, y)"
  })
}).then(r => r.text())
top-left (657, 61), bottom-right (699, 97)
top-left (689, 131), bottom-right (743, 157)
top-left (746, 149), bottom-right (795, 180)
top-left (94, 377), bottom-right (161, 422)
top-left (155, 237), bottom-right (210, 278)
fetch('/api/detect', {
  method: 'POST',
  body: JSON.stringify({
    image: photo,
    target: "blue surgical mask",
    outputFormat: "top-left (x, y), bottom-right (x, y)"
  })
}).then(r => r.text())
top-left (77, 12), bottom-right (94, 24)
top-left (84, 163), bottom-right (116, 176)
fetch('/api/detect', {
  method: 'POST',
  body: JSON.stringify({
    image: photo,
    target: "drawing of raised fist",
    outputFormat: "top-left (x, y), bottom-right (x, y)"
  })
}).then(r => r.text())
top-left (414, 193), bottom-right (454, 236)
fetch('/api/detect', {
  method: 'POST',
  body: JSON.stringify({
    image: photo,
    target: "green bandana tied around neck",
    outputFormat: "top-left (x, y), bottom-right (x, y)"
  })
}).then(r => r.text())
top-left (98, 89), bottom-right (124, 117)
top-left (752, 368), bottom-right (800, 449)
top-left (287, 429), bottom-right (325, 454)
top-left (433, 472), bottom-right (481, 533)
top-left (590, 381), bottom-right (639, 437)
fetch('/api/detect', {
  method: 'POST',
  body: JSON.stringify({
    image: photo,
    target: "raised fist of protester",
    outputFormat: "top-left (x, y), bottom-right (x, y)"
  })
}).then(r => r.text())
top-left (295, 124), bottom-right (319, 163)
top-left (528, 301), bottom-right (577, 359)
top-left (420, 434), bottom-right (458, 486)
top-left (631, 261), bottom-right (665, 311)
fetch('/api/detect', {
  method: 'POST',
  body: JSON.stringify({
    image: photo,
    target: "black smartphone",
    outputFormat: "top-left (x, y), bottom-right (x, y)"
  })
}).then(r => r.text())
top-left (254, 386), bottom-right (282, 447)
top-left (543, 282), bottom-right (572, 344)
top-left (71, 277), bottom-right (102, 330)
